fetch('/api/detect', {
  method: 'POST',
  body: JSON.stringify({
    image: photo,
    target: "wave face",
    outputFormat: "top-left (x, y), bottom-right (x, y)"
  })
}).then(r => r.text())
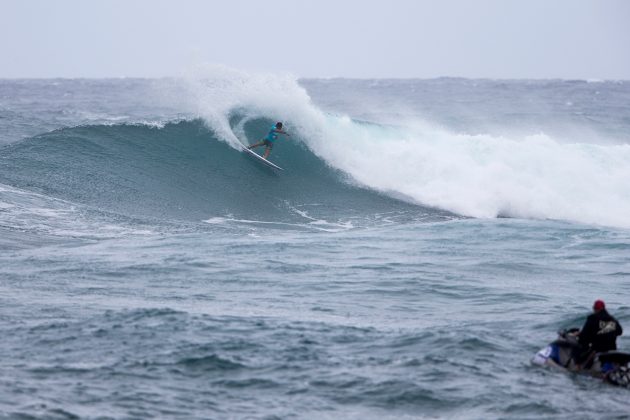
top-left (0, 119), bottom-right (438, 226)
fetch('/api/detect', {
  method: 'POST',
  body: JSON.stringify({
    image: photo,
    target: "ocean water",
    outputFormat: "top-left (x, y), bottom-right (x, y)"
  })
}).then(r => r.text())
top-left (1, 69), bottom-right (630, 418)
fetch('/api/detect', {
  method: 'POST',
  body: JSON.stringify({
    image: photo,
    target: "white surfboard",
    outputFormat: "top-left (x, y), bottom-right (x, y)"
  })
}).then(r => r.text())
top-left (241, 146), bottom-right (284, 171)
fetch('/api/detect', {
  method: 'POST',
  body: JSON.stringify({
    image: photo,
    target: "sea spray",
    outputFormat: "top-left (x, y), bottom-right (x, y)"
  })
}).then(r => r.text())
top-left (181, 67), bottom-right (630, 228)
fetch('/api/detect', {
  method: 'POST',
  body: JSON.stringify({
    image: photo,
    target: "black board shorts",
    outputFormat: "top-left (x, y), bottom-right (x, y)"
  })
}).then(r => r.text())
top-left (262, 140), bottom-right (274, 148)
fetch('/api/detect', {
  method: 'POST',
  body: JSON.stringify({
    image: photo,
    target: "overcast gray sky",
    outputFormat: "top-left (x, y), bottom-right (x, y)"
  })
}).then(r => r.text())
top-left (1, 0), bottom-right (629, 79)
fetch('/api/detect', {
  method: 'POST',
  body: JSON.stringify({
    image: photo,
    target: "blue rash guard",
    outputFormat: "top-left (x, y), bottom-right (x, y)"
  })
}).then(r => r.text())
top-left (265, 126), bottom-right (279, 142)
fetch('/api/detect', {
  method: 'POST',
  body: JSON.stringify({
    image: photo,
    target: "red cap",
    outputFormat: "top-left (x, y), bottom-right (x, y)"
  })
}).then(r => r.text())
top-left (593, 300), bottom-right (605, 311)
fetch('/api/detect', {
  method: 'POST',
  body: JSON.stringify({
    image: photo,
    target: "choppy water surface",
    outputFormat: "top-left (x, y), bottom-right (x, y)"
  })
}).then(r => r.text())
top-left (1, 74), bottom-right (629, 418)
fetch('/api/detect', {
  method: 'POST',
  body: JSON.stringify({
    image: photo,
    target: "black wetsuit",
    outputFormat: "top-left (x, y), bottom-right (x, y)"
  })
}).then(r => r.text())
top-left (579, 309), bottom-right (623, 353)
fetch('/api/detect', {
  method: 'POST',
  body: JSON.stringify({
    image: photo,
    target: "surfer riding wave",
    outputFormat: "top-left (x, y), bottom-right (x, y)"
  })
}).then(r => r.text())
top-left (247, 122), bottom-right (290, 159)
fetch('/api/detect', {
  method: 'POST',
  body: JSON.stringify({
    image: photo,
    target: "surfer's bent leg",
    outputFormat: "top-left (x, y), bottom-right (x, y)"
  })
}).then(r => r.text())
top-left (248, 140), bottom-right (264, 150)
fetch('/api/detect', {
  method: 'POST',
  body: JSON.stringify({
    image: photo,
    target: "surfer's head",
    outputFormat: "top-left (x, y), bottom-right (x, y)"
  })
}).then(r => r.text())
top-left (275, 122), bottom-right (283, 128)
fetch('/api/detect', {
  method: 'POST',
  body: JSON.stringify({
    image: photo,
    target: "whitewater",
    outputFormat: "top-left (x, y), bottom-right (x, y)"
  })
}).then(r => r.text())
top-left (1, 69), bottom-right (629, 418)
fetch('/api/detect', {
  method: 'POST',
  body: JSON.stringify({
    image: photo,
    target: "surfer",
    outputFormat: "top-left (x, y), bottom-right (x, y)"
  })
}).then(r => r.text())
top-left (247, 122), bottom-right (290, 159)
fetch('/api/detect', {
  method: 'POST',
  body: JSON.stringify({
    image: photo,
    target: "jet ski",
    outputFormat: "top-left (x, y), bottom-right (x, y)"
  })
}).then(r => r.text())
top-left (532, 328), bottom-right (630, 387)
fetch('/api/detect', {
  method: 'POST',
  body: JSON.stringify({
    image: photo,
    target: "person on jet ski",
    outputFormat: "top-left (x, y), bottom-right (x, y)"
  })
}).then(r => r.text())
top-left (576, 300), bottom-right (623, 366)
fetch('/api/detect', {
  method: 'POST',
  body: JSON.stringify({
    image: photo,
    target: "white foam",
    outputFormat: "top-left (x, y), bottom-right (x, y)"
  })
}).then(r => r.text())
top-left (0, 183), bottom-right (156, 238)
top-left (203, 214), bottom-right (352, 232)
top-left (312, 117), bottom-right (630, 228)
top-left (180, 64), bottom-right (324, 148)
top-left (184, 66), bottom-right (630, 229)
